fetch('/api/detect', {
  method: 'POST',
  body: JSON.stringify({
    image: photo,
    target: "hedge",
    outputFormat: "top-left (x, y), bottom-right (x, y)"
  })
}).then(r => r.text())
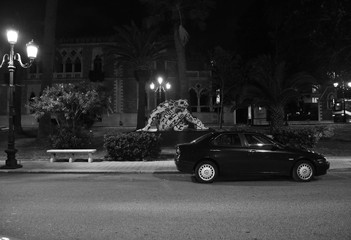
top-left (104, 132), bottom-right (161, 161)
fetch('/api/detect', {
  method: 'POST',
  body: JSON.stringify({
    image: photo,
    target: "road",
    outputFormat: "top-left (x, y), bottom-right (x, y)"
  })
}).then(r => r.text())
top-left (1, 171), bottom-right (351, 240)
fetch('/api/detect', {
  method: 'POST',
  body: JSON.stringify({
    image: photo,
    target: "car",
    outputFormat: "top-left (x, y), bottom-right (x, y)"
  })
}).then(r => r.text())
top-left (175, 131), bottom-right (330, 183)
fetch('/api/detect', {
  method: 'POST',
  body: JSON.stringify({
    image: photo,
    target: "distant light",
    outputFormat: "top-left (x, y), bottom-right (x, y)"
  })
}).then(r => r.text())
top-left (348, 82), bottom-right (351, 88)
top-left (157, 76), bottom-right (163, 85)
top-left (7, 29), bottom-right (18, 44)
top-left (165, 82), bottom-right (171, 90)
top-left (150, 82), bottom-right (155, 90)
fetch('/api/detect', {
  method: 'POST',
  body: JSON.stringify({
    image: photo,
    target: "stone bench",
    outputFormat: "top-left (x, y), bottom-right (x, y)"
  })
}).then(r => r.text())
top-left (47, 149), bottom-right (97, 163)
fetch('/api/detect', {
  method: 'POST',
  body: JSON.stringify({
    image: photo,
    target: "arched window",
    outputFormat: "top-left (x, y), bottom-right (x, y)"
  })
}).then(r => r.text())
top-left (200, 89), bottom-right (210, 112)
top-left (93, 55), bottom-right (102, 72)
top-left (65, 58), bottom-right (73, 72)
top-left (74, 58), bottom-right (82, 72)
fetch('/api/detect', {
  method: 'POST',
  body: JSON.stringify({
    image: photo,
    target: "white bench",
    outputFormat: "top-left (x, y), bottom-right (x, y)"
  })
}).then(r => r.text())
top-left (47, 149), bottom-right (97, 163)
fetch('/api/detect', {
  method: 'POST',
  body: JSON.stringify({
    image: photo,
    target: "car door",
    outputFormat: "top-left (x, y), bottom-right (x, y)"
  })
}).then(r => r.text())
top-left (209, 133), bottom-right (250, 175)
top-left (243, 133), bottom-right (292, 174)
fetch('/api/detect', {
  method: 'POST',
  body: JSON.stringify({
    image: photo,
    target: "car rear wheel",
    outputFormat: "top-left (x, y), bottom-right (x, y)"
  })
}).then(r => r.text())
top-left (292, 160), bottom-right (314, 182)
top-left (195, 161), bottom-right (218, 183)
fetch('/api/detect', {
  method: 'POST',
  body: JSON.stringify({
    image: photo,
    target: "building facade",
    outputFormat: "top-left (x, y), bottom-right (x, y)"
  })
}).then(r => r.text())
top-left (0, 37), bottom-right (335, 128)
top-left (0, 37), bottom-right (221, 128)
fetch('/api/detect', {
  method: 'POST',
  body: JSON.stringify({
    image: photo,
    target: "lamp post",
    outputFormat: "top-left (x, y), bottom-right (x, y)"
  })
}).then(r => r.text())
top-left (0, 29), bottom-right (38, 169)
top-left (150, 76), bottom-right (171, 105)
top-left (333, 80), bottom-right (351, 122)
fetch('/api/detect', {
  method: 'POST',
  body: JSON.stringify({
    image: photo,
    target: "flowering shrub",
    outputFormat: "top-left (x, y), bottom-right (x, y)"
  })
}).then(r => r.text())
top-left (104, 132), bottom-right (161, 161)
top-left (27, 82), bottom-right (109, 130)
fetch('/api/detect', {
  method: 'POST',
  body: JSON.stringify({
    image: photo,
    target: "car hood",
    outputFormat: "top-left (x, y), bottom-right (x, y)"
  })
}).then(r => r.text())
top-left (281, 145), bottom-right (325, 158)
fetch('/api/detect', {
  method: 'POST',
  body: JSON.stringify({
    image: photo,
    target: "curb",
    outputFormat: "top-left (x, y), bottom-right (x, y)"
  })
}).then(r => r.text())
top-left (0, 170), bottom-right (180, 174)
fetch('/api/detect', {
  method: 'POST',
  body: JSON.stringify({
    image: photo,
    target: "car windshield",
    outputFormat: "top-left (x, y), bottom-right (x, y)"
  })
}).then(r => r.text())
top-left (191, 132), bottom-right (214, 143)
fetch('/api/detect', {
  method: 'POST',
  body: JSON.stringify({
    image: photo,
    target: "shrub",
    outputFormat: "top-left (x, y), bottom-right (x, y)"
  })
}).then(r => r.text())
top-left (313, 125), bottom-right (335, 139)
top-left (104, 132), bottom-right (161, 161)
top-left (272, 127), bottom-right (323, 149)
top-left (50, 127), bottom-right (93, 149)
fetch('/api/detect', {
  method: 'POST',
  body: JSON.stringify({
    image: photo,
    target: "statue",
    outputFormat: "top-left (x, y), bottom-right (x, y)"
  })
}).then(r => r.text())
top-left (139, 99), bottom-right (208, 131)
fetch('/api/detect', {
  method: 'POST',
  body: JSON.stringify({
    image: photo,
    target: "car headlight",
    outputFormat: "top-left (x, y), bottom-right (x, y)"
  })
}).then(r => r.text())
top-left (316, 158), bottom-right (326, 164)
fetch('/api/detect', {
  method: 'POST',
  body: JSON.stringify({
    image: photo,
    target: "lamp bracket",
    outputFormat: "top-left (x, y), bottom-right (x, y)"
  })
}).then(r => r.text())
top-left (14, 53), bottom-right (34, 68)
top-left (0, 54), bottom-right (9, 68)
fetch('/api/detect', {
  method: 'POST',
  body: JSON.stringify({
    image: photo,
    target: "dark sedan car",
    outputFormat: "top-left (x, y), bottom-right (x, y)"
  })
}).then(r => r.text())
top-left (175, 131), bottom-right (330, 183)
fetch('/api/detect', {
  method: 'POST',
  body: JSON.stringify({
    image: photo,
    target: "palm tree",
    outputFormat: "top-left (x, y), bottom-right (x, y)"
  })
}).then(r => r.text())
top-left (211, 46), bottom-right (245, 129)
top-left (108, 22), bottom-right (169, 129)
top-left (140, 0), bottom-right (215, 99)
top-left (245, 55), bottom-right (316, 132)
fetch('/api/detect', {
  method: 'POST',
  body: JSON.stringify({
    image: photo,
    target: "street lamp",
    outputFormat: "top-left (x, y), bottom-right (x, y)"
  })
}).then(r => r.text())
top-left (150, 76), bottom-right (171, 105)
top-left (0, 29), bottom-right (38, 169)
top-left (333, 80), bottom-right (351, 122)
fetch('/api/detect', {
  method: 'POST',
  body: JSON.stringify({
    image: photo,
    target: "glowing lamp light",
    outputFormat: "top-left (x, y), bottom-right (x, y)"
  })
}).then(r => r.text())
top-left (348, 82), bottom-right (351, 88)
top-left (165, 82), bottom-right (171, 90)
top-left (7, 29), bottom-right (18, 44)
top-left (26, 40), bottom-right (38, 59)
top-left (157, 76), bottom-right (163, 85)
top-left (333, 82), bottom-right (339, 88)
top-left (150, 82), bottom-right (155, 90)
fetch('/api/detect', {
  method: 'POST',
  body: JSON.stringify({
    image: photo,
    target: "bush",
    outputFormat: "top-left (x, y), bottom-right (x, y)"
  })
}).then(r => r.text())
top-left (104, 132), bottom-right (161, 161)
top-left (50, 127), bottom-right (93, 149)
top-left (272, 127), bottom-right (324, 149)
top-left (313, 125), bottom-right (335, 139)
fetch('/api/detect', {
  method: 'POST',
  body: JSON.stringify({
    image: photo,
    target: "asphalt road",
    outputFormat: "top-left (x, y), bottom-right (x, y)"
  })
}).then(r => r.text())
top-left (1, 172), bottom-right (351, 240)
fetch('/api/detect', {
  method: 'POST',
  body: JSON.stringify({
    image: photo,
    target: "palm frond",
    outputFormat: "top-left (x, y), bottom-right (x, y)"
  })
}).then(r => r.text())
top-left (108, 22), bottom-right (170, 70)
top-left (179, 24), bottom-right (190, 46)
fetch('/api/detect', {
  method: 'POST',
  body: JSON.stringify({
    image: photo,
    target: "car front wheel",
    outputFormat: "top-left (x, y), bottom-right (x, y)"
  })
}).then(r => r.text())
top-left (195, 161), bottom-right (218, 183)
top-left (292, 160), bottom-right (315, 182)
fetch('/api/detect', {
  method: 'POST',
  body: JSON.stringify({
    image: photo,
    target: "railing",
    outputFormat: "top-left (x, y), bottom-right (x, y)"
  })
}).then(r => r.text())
top-left (28, 72), bottom-right (83, 79)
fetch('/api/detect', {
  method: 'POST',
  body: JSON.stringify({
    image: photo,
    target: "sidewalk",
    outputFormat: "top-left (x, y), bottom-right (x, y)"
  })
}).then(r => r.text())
top-left (0, 154), bottom-right (350, 174)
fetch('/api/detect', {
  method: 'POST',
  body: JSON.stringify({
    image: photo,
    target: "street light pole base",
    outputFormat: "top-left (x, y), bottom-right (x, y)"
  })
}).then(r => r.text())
top-left (1, 148), bottom-right (22, 169)
top-left (0, 163), bottom-right (22, 169)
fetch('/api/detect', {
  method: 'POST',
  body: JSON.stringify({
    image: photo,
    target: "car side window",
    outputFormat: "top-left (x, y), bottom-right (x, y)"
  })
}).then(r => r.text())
top-left (212, 134), bottom-right (241, 147)
top-left (245, 134), bottom-right (272, 147)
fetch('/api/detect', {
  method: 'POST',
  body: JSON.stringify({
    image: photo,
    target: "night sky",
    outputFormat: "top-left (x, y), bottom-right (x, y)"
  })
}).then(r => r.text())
top-left (0, 0), bottom-right (258, 51)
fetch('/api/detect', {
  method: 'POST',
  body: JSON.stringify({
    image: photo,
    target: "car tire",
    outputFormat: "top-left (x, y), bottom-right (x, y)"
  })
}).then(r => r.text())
top-left (195, 161), bottom-right (218, 183)
top-left (292, 160), bottom-right (315, 182)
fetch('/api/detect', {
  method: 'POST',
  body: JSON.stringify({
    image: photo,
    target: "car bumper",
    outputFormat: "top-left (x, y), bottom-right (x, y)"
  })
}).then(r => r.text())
top-left (175, 156), bottom-right (194, 173)
top-left (314, 160), bottom-right (330, 176)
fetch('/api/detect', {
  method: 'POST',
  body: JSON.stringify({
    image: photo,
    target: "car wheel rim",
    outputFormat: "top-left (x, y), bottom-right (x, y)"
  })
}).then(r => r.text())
top-left (297, 163), bottom-right (313, 180)
top-left (198, 164), bottom-right (215, 181)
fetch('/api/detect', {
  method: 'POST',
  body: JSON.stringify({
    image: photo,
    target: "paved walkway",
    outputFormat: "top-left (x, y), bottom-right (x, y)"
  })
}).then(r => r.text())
top-left (0, 154), bottom-right (350, 173)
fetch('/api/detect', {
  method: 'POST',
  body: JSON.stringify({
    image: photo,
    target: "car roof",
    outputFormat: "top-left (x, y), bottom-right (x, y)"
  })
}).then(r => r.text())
top-left (213, 130), bottom-right (264, 135)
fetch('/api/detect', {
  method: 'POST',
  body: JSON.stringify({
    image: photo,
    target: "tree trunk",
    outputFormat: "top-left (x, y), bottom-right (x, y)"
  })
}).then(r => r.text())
top-left (38, 0), bottom-right (58, 139)
top-left (269, 104), bottom-right (285, 133)
top-left (135, 70), bottom-right (149, 130)
top-left (173, 25), bottom-right (188, 100)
